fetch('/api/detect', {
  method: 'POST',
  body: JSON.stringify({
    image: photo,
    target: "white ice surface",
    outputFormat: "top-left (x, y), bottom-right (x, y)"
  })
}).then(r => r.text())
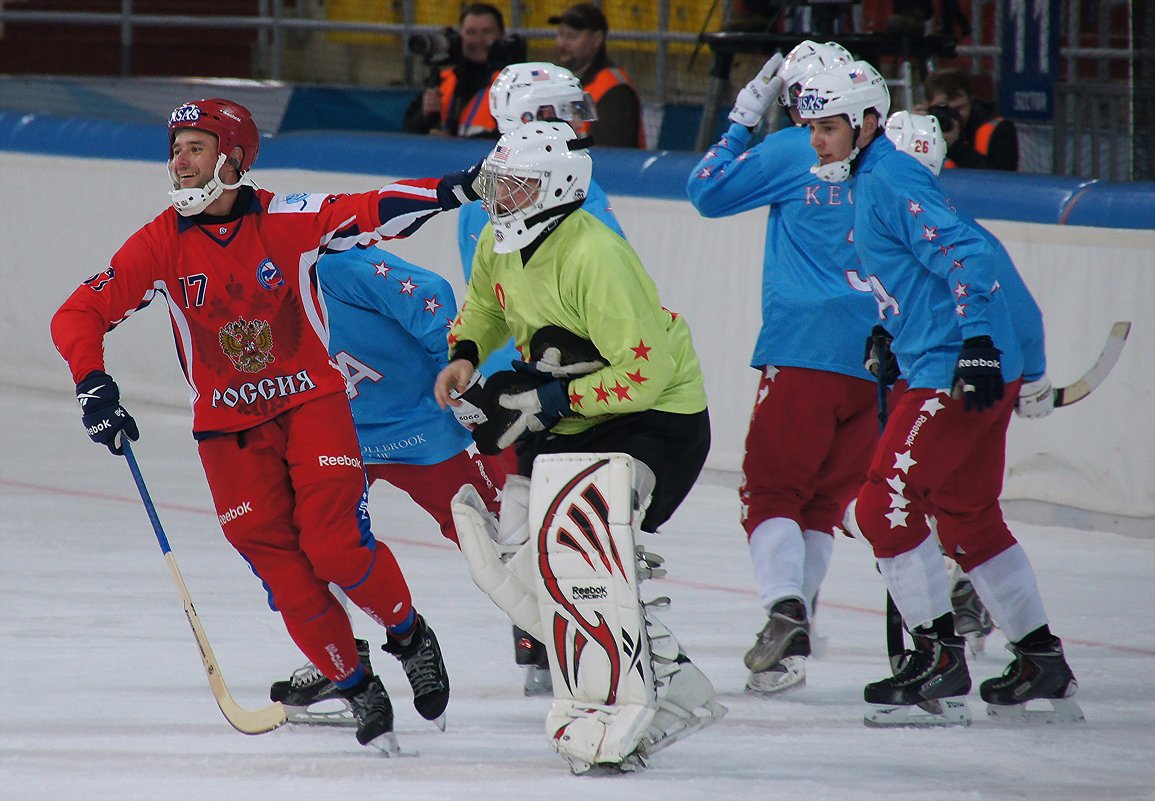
top-left (1, 384), bottom-right (1153, 801)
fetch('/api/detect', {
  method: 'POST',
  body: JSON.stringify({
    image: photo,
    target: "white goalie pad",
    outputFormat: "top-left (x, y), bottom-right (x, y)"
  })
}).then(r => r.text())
top-left (527, 453), bottom-right (725, 772)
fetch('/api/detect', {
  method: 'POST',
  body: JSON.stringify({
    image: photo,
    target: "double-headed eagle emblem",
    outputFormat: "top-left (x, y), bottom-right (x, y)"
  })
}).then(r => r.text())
top-left (219, 317), bottom-right (274, 373)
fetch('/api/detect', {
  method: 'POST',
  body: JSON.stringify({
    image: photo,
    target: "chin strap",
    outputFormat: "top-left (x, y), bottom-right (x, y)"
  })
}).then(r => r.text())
top-left (810, 145), bottom-right (859, 183)
top-left (169, 154), bottom-right (246, 217)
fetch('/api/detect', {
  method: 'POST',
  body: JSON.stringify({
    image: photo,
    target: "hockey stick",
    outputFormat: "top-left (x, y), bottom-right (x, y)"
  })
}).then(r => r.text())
top-left (122, 441), bottom-right (287, 735)
top-left (869, 329), bottom-right (908, 672)
top-left (1052, 321), bottom-right (1131, 407)
top-left (876, 321), bottom-right (1131, 669)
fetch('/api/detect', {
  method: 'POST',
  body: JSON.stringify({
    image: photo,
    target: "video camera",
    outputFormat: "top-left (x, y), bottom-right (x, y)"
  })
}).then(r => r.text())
top-left (927, 103), bottom-right (961, 135)
top-left (407, 27), bottom-right (528, 72)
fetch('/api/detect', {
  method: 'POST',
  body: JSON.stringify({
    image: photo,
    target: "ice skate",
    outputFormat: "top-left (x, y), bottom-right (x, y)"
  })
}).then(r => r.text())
top-left (383, 614), bottom-right (450, 730)
top-left (951, 576), bottom-right (995, 655)
top-left (270, 638), bottom-right (372, 726)
top-left (864, 631), bottom-right (972, 728)
top-left (982, 637), bottom-right (1084, 724)
top-left (744, 598), bottom-right (810, 696)
top-left (340, 674), bottom-right (399, 755)
top-left (514, 625), bottom-right (553, 697)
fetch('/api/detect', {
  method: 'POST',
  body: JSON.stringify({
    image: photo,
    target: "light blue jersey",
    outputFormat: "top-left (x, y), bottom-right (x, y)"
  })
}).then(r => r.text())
top-left (851, 136), bottom-right (1025, 390)
top-left (456, 178), bottom-right (624, 376)
top-left (317, 248), bottom-right (470, 465)
top-left (687, 123), bottom-right (875, 379)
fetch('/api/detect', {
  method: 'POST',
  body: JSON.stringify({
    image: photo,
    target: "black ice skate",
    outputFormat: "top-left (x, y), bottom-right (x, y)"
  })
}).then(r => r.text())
top-left (744, 598), bottom-right (810, 696)
top-left (864, 630), bottom-right (972, 727)
top-left (981, 636), bottom-right (1084, 723)
top-left (951, 576), bottom-right (995, 655)
top-left (514, 625), bottom-right (553, 697)
top-left (340, 674), bottom-right (399, 755)
top-left (383, 614), bottom-right (450, 730)
top-left (270, 638), bottom-right (372, 726)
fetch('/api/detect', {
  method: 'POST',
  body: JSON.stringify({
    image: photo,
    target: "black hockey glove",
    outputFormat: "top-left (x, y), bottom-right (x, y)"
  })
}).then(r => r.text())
top-left (449, 370), bottom-right (488, 429)
top-left (952, 336), bottom-right (1004, 412)
top-left (526, 326), bottom-right (607, 378)
top-left (438, 159), bottom-right (484, 209)
top-left (471, 370), bottom-right (572, 455)
top-left (863, 325), bottom-right (899, 386)
top-left (76, 370), bottom-right (139, 455)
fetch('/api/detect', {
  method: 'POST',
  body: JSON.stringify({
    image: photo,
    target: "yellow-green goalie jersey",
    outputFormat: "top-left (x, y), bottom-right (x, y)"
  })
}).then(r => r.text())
top-left (449, 209), bottom-right (707, 436)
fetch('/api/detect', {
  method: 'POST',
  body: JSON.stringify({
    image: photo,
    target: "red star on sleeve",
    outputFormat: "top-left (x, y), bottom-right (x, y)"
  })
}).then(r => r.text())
top-left (626, 369), bottom-right (648, 384)
top-left (593, 383), bottom-right (611, 403)
top-left (611, 381), bottom-right (632, 401)
top-left (569, 389), bottom-right (585, 408)
top-left (630, 340), bottom-right (652, 360)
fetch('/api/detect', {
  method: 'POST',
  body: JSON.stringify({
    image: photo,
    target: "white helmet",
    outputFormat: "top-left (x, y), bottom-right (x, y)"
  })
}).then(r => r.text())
top-left (480, 122), bottom-right (592, 254)
top-left (777, 39), bottom-right (853, 107)
top-left (489, 62), bottom-right (597, 135)
top-left (796, 60), bottom-right (891, 182)
top-left (885, 110), bottom-right (947, 176)
top-left (796, 60), bottom-right (891, 128)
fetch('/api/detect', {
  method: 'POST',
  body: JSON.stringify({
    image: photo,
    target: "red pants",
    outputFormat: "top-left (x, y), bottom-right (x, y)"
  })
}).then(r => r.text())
top-left (853, 381), bottom-right (1021, 570)
top-left (367, 447), bottom-right (506, 546)
top-left (740, 366), bottom-right (877, 536)
top-left (198, 392), bottom-right (411, 683)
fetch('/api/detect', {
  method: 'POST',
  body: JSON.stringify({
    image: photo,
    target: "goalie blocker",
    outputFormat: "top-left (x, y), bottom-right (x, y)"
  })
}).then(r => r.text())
top-left (452, 452), bottom-right (725, 773)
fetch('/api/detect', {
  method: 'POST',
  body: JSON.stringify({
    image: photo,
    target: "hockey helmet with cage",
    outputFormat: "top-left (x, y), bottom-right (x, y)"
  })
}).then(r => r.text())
top-left (777, 40), bottom-right (853, 108)
top-left (479, 121), bottom-right (593, 254)
top-left (885, 110), bottom-right (947, 176)
top-left (489, 62), bottom-right (597, 135)
top-left (167, 98), bottom-right (260, 216)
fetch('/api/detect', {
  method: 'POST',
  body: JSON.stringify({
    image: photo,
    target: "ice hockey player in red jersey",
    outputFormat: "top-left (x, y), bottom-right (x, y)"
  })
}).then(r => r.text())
top-left (50, 97), bottom-right (483, 753)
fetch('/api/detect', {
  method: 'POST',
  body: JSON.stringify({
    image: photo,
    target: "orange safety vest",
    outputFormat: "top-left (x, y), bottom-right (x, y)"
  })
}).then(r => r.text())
top-left (580, 66), bottom-right (646, 149)
top-left (437, 68), bottom-right (499, 137)
top-left (973, 118), bottom-right (1002, 156)
top-left (942, 118), bottom-right (1001, 169)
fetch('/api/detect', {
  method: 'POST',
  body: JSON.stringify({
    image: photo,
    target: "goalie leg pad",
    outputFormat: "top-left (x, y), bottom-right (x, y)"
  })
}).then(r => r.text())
top-left (529, 454), bottom-right (723, 769)
top-left (452, 484), bottom-right (543, 639)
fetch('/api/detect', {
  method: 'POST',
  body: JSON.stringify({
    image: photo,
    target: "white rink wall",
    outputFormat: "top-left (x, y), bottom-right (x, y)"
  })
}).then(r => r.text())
top-left (2, 151), bottom-right (1152, 528)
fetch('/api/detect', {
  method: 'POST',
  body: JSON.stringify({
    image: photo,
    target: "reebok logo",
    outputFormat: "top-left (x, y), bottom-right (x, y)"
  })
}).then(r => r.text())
top-left (957, 357), bottom-right (1000, 369)
top-left (218, 501), bottom-right (252, 526)
top-left (319, 455), bottom-right (362, 468)
top-left (86, 419), bottom-right (112, 436)
top-left (571, 584), bottom-right (608, 601)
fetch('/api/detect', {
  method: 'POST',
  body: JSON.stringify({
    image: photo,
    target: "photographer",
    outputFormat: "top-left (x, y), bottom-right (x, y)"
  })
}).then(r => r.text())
top-left (402, 4), bottom-right (524, 138)
top-left (920, 68), bottom-right (1018, 172)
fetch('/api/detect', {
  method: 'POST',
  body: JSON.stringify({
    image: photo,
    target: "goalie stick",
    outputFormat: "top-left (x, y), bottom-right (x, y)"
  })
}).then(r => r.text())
top-left (881, 319), bottom-right (1132, 666)
top-left (123, 441), bottom-right (288, 735)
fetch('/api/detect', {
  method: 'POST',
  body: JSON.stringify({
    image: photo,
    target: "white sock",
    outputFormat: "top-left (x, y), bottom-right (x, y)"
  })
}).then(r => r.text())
top-left (877, 534), bottom-right (952, 631)
top-left (749, 517), bottom-right (805, 613)
top-left (801, 529), bottom-right (834, 616)
top-left (966, 544), bottom-right (1049, 643)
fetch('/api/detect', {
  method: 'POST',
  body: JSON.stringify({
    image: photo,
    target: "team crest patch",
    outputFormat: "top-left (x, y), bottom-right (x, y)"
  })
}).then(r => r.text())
top-left (219, 317), bottom-right (275, 373)
top-left (257, 258), bottom-right (285, 290)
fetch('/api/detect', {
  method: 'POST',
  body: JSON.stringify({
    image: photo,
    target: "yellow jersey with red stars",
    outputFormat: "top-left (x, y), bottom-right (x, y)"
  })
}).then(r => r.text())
top-left (451, 209), bottom-right (706, 434)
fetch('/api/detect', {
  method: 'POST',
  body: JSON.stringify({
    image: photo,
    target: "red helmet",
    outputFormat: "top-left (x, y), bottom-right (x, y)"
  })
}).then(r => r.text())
top-left (168, 98), bottom-right (260, 172)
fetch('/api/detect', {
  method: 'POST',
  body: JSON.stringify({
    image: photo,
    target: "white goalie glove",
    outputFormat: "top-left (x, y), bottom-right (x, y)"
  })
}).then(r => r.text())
top-left (452, 453), bottom-right (725, 774)
top-left (729, 53), bottom-right (785, 129)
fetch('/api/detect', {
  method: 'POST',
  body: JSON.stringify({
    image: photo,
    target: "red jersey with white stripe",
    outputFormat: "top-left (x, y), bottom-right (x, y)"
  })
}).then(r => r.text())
top-left (52, 182), bottom-right (445, 435)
